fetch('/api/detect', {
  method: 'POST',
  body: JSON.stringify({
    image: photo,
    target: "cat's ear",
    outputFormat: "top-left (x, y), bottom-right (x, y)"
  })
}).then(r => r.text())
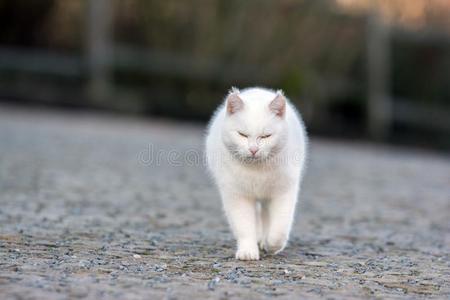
top-left (226, 87), bottom-right (244, 115)
top-left (269, 90), bottom-right (286, 118)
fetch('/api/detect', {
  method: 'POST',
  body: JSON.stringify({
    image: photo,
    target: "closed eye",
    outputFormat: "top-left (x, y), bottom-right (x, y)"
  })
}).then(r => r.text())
top-left (260, 134), bottom-right (272, 139)
top-left (237, 131), bottom-right (248, 138)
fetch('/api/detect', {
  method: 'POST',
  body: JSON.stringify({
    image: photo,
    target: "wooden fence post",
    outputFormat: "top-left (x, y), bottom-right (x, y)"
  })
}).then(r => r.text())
top-left (367, 12), bottom-right (391, 140)
top-left (86, 0), bottom-right (113, 104)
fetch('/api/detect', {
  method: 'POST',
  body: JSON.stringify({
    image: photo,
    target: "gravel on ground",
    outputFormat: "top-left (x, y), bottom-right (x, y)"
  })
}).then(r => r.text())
top-left (0, 104), bottom-right (449, 299)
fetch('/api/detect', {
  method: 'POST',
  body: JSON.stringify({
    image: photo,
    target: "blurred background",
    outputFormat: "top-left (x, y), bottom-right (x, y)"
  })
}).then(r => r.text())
top-left (0, 0), bottom-right (449, 150)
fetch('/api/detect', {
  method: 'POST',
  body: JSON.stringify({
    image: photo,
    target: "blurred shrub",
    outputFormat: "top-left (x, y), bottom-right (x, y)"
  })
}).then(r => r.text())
top-left (0, 0), bottom-right (448, 145)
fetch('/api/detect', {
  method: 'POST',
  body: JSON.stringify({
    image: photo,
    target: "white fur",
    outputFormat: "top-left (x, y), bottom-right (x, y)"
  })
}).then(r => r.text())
top-left (205, 87), bottom-right (307, 260)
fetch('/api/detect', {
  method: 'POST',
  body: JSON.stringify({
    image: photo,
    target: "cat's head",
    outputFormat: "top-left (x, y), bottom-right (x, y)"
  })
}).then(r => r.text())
top-left (222, 87), bottom-right (288, 163)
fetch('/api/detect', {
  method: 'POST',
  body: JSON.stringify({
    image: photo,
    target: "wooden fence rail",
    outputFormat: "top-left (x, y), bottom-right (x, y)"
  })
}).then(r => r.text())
top-left (0, 1), bottom-right (448, 140)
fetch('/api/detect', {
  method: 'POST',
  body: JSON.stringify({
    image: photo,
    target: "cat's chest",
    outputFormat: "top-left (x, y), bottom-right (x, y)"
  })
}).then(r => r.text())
top-left (228, 163), bottom-right (286, 197)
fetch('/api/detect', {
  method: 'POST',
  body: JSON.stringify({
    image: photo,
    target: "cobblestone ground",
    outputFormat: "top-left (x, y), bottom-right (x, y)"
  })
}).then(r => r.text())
top-left (0, 104), bottom-right (449, 299)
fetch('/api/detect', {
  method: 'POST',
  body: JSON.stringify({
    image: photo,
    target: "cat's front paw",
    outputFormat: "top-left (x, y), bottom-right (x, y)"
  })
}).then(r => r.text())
top-left (235, 243), bottom-right (260, 260)
top-left (265, 234), bottom-right (288, 254)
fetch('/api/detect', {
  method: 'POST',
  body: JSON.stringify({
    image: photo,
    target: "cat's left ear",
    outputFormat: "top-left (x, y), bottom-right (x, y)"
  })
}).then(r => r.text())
top-left (226, 87), bottom-right (244, 115)
top-left (269, 90), bottom-right (286, 118)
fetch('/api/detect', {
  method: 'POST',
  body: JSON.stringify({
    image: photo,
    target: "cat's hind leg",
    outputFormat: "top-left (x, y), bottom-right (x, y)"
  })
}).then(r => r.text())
top-left (265, 189), bottom-right (298, 254)
top-left (256, 201), bottom-right (270, 251)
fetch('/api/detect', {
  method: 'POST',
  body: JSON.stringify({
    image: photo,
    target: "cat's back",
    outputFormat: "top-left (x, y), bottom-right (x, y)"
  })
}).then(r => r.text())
top-left (205, 102), bottom-right (227, 173)
top-left (205, 102), bottom-right (225, 147)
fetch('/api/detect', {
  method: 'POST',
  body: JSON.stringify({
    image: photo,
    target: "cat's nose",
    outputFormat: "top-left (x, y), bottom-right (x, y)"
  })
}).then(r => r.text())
top-left (249, 146), bottom-right (259, 156)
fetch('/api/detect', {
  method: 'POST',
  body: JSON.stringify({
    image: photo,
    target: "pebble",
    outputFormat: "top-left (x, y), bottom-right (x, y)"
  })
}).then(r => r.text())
top-left (207, 277), bottom-right (220, 291)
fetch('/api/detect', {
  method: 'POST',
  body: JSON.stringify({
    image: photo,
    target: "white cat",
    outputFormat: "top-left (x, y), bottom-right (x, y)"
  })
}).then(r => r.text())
top-left (205, 87), bottom-right (307, 260)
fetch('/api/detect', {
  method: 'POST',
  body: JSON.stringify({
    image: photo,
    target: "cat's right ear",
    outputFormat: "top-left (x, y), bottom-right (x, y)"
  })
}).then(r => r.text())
top-left (269, 90), bottom-right (286, 118)
top-left (226, 88), bottom-right (244, 115)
